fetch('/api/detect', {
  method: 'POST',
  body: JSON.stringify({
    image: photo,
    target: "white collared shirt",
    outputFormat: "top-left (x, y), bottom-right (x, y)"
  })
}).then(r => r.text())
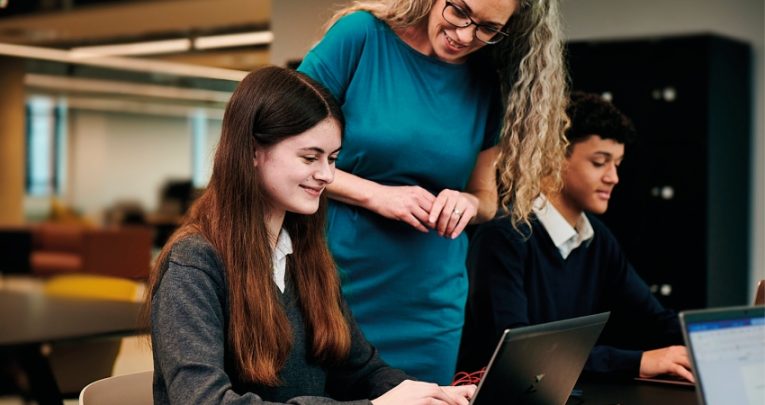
top-left (533, 195), bottom-right (594, 260)
top-left (272, 229), bottom-right (293, 292)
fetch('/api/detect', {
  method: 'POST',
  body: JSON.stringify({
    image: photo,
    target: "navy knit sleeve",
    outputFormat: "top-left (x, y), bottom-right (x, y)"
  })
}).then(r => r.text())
top-left (583, 217), bottom-right (682, 376)
top-left (616, 262), bottom-right (682, 345)
top-left (585, 347), bottom-right (643, 376)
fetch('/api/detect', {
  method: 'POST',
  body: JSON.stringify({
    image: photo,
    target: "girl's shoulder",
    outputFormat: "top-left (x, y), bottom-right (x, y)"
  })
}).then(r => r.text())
top-left (166, 234), bottom-right (224, 274)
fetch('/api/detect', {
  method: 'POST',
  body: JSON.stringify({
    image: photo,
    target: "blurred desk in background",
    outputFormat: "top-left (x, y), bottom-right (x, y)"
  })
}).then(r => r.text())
top-left (0, 288), bottom-right (145, 405)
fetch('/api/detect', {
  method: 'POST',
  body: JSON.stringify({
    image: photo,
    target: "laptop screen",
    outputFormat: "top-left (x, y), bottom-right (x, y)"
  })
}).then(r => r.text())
top-left (469, 312), bottom-right (609, 405)
top-left (682, 307), bottom-right (765, 405)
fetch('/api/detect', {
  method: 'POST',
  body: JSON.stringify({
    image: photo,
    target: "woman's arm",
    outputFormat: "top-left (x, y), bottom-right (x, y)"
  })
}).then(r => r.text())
top-left (429, 146), bottom-right (498, 239)
top-left (325, 169), bottom-right (437, 233)
top-left (466, 146), bottom-right (499, 223)
top-left (326, 147), bottom-right (497, 238)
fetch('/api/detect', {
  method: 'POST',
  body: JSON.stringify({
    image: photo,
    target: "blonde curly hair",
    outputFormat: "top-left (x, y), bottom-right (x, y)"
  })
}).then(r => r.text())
top-left (325, 0), bottom-right (569, 227)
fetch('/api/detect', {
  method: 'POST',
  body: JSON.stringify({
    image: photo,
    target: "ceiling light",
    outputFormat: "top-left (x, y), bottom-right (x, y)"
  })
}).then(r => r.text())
top-left (0, 43), bottom-right (247, 81)
top-left (70, 39), bottom-right (191, 58)
top-left (195, 31), bottom-right (273, 50)
top-left (25, 74), bottom-right (232, 103)
top-left (56, 96), bottom-right (225, 119)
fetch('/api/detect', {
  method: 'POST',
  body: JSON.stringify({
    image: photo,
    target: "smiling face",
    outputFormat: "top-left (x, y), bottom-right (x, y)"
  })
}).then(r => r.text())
top-left (559, 135), bottom-right (625, 219)
top-left (426, 0), bottom-right (517, 63)
top-left (255, 118), bottom-right (342, 221)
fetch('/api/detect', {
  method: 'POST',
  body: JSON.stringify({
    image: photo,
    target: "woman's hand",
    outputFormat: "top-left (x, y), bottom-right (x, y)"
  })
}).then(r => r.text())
top-left (367, 184), bottom-right (436, 233)
top-left (639, 345), bottom-right (695, 382)
top-left (428, 190), bottom-right (479, 239)
top-left (371, 380), bottom-right (476, 405)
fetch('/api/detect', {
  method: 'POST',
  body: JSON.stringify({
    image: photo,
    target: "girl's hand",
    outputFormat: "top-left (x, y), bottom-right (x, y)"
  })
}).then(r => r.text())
top-left (371, 380), bottom-right (476, 405)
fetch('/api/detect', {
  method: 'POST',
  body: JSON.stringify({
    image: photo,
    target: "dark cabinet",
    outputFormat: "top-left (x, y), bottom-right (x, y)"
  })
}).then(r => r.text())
top-left (566, 35), bottom-right (751, 310)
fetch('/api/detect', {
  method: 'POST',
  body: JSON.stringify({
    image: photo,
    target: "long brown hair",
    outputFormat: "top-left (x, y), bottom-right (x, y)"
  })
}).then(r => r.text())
top-left (142, 66), bottom-right (350, 386)
top-left (324, 0), bottom-right (569, 227)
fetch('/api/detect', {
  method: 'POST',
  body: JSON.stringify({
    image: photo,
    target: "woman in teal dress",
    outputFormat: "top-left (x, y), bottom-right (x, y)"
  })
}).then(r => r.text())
top-left (298, 0), bottom-right (569, 384)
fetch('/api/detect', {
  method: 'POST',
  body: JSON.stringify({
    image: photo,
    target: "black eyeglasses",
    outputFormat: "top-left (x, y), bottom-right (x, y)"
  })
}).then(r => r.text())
top-left (442, 0), bottom-right (510, 45)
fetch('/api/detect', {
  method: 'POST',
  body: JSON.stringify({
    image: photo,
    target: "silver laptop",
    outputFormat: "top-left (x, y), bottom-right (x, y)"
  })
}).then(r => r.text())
top-left (680, 305), bottom-right (765, 405)
top-left (469, 312), bottom-right (609, 405)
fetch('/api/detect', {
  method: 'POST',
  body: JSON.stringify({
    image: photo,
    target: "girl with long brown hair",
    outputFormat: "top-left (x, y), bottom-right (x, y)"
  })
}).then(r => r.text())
top-left (146, 66), bottom-right (475, 404)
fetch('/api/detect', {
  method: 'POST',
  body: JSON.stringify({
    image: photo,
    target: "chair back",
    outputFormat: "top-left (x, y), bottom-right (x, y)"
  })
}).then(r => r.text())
top-left (79, 370), bottom-right (153, 405)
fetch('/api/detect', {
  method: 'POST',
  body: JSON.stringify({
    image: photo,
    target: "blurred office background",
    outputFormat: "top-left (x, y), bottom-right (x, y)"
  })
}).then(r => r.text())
top-left (0, 0), bottom-right (762, 303)
top-left (0, 0), bottom-right (762, 304)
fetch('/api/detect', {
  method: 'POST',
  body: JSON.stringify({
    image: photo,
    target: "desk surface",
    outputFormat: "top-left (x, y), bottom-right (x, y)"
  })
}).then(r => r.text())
top-left (571, 377), bottom-right (698, 405)
top-left (0, 289), bottom-right (145, 346)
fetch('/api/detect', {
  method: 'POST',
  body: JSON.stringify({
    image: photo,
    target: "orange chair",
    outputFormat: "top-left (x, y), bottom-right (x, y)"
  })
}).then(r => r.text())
top-left (30, 223), bottom-right (153, 279)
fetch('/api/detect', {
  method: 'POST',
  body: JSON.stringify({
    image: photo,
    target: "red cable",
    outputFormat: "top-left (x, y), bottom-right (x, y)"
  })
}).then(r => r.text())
top-left (451, 367), bottom-right (486, 386)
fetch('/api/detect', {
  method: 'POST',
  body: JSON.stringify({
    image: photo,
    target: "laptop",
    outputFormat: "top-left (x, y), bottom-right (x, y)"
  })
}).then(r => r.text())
top-left (680, 305), bottom-right (765, 405)
top-left (637, 283), bottom-right (765, 388)
top-left (469, 312), bottom-right (609, 405)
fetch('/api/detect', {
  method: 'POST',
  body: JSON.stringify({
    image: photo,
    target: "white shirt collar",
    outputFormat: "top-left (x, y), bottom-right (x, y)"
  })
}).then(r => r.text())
top-left (533, 195), bottom-right (594, 259)
top-left (272, 229), bottom-right (293, 292)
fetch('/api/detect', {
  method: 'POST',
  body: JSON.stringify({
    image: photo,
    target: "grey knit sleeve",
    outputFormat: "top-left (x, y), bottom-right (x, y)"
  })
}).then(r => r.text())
top-left (151, 237), bottom-right (374, 405)
top-left (325, 299), bottom-right (411, 401)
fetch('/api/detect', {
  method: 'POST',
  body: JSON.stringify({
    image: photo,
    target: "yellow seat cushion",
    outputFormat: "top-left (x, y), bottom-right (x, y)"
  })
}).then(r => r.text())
top-left (44, 274), bottom-right (139, 302)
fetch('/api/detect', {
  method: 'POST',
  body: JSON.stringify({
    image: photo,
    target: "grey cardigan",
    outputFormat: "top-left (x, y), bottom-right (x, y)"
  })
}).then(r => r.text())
top-left (151, 235), bottom-right (409, 404)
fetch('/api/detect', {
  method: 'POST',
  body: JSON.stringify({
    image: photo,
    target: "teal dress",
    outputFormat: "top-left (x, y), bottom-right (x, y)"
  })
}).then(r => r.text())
top-left (299, 11), bottom-right (500, 385)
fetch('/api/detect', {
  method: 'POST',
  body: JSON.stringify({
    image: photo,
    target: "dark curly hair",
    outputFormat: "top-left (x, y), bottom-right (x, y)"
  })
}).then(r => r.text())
top-left (565, 92), bottom-right (637, 151)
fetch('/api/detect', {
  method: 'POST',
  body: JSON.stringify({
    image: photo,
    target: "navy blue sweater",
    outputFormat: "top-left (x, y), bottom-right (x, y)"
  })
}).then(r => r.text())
top-left (457, 214), bottom-right (682, 376)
